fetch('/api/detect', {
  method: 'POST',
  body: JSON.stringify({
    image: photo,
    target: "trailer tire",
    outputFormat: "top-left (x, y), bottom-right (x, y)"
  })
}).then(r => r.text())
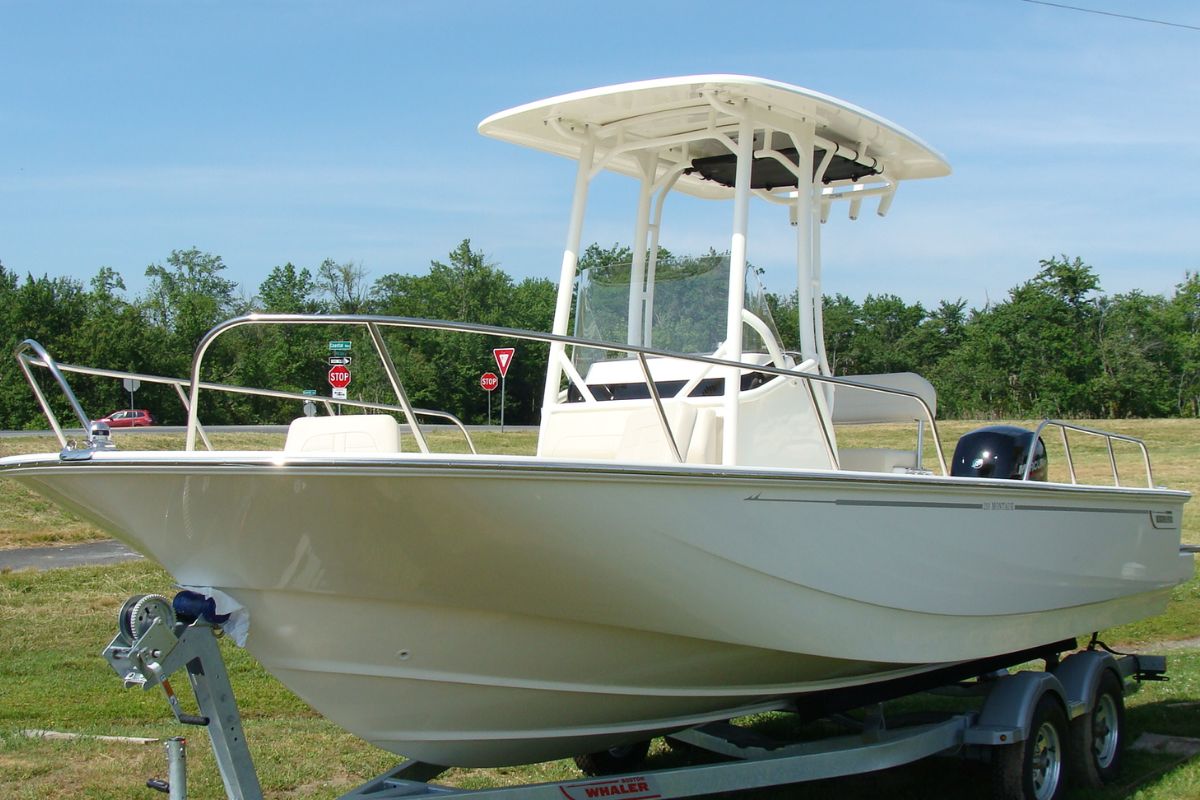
top-left (992, 695), bottom-right (1068, 800)
top-left (574, 740), bottom-right (651, 776)
top-left (1069, 670), bottom-right (1124, 787)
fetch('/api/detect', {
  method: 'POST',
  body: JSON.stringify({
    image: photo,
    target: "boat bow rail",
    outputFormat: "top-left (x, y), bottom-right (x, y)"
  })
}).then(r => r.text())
top-left (13, 314), bottom-right (1167, 488)
top-left (15, 313), bottom-right (947, 472)
top-left (1026, 419), bottom-right (1156, 488)
top-left (184, 313), bottom-right (950, 471)
top-left (12, 332), bottom-right (479, 456)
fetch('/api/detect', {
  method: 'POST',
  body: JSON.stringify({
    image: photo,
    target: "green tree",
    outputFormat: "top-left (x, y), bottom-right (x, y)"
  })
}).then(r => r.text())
top-left (258, 263), bottom-right (323, 314)
top-left (143, 248), bottom-right (240, 366)
top-left (934, 256), bottom-right (1103, 418)
top-left (849, 294), bottom-right (926, 375)
top-left (372, 240), bottom-right (545, 424)
top-left (70, 268), bottom-right (169, 419)
top-left (1164, 272), bottom-right (1200, 416)
top-left (143, 248), bottom-right (245, 423)
top-left (229, 264), bottom-right (332, 421)
top-left (908, 299), bottom-right (967, 368)
top-left (0, 267), bottom-right (92, 427)
top-left (317, 259), bottom-right (370, 314)
top-left (1094, 291), bottom-right (1173, 417)
top-left (821, 294), bottom-right (860, 375)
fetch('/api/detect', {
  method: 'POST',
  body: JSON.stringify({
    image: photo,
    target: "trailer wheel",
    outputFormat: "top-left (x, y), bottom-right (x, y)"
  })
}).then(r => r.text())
top-left (573, 740), bottom-right (651, 776)
top-left (992, 695), bottom-right (1068, 800)
top-left (1069, 670), bottom-right (1124, 787)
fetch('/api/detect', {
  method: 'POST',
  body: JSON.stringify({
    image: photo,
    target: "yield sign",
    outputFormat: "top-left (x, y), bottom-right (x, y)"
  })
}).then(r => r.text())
top-left (493, 347), bottom-right (515, 377)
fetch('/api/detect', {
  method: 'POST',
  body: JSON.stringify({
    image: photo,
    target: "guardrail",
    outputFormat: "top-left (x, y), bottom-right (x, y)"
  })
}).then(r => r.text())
top-left (13, 340), bottom-right (478, 455)
top-left (19, 316), bottom-right (1162, 489)
top-left (1023, 419), bottom-right (1154, 489)
top-left (186, 313), bottom-right (948, 474)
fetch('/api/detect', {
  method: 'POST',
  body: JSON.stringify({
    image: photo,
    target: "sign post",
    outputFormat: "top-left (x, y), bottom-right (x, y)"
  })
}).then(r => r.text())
top-left (480, 372), bottom-right (499, 426)
top-left (492, 348), bottom-right (515, 431)
top-left (301, 389), bottom-right (318, 418)
top-left (328, 342), bottom-right (352, 410)
top-left (122, 378), bottom-right (141, 410)
top-left (328, 364), bottom-right (351, 401)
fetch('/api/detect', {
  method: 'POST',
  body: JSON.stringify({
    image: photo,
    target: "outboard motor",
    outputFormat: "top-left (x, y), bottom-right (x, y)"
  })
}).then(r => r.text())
top-left (951, 425), bottom-right (1048, 481)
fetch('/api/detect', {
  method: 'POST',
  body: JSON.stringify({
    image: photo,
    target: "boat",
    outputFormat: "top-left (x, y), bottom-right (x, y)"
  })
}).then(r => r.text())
top-left (1, 75), bottom-right (1192, 769)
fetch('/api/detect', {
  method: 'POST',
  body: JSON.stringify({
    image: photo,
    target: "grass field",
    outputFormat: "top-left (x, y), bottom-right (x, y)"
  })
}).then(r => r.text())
top-left (1, 420), bottom-right (1199, 798)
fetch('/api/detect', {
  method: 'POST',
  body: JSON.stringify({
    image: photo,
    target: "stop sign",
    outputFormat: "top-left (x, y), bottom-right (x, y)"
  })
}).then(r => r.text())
top-left (328, 365), bottom-right (352, 388)
top-left (480, 372), bottom-right (499, 392)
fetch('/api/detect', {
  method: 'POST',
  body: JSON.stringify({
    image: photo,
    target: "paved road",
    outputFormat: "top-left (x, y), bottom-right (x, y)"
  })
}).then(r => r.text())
top-left (0, 540), bottom-right (143, 571)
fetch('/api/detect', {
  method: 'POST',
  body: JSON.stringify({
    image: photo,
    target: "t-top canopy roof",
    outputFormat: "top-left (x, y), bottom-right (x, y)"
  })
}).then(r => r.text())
top-left (478, 75), bottom-right (950, 200)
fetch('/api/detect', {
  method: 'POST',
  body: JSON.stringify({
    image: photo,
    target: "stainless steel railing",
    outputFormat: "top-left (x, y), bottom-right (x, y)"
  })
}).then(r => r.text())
top-left (14, 340), bottom-right (94, 447)
top-left (13, 339), bottom-right (477, 455)
top-left (14, 316), bottom-right (1166, 489)
top-left (186, 313), bottom-right (947, 473)
top-left (11, 316), bottom-right (1171, 491)
top-left (1022, 419), bottom-right (1154, 488)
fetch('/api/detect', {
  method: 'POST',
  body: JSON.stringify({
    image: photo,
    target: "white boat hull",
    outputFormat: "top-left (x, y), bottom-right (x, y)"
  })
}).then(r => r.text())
top-left (3, 451), bottom-right (1191, 765)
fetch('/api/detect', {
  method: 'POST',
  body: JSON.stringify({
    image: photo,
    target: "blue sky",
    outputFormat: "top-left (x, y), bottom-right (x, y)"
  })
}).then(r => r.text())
top-left (2, 0), bottom-right (1197, 310)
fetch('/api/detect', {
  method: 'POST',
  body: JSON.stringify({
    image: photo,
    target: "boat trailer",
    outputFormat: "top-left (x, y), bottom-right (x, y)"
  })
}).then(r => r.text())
top-left (104, 591), bottom-right (1166, 800)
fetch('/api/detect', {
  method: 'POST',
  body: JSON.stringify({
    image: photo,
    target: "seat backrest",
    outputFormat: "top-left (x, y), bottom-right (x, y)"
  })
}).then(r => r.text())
top-left (831, 372), bottom-right (937, 424)
top-left (284, 414), bottom-right (401, 453)
top-left (539, 401), bottom-right (698, 463)
top-left (837, 447), bottom-right (918, 473)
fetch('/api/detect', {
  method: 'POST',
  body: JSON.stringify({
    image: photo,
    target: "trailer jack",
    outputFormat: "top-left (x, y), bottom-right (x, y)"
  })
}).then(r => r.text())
top-left (102, 593), bottom-right (263, 800)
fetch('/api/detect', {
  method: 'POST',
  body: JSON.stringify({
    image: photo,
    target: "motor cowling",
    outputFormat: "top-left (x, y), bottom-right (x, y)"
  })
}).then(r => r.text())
top-left (950, 425), bottom-right (1048, 481)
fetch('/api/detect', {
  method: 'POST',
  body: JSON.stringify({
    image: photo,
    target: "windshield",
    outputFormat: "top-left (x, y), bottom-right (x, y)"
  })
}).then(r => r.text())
top-left (572, 253), bottom-right (783, 375)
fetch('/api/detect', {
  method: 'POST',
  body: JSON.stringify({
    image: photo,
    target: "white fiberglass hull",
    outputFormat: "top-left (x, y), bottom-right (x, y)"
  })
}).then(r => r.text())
top-left (2, 451), bottom-right (1191, 766)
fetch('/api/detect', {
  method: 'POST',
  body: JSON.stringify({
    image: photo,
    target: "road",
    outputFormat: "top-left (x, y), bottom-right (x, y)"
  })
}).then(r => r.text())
top-left (0, 540), bottom-right (143, 571)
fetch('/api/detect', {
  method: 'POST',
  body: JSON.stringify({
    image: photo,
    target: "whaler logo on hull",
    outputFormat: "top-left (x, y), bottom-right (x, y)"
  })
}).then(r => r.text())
top-left (1152, 510), bottom-right (1178, 529)
top-left (559, 776), bottom-right (661, 800)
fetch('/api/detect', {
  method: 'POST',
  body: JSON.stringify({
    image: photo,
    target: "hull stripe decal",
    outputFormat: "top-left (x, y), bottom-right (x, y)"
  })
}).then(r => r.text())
top-left (1013, 504), bottom-right (1146, 515)
top-left (745, 494), bottom-right (976, 510)
top-left (746, 493), bottom-right (1151, 516)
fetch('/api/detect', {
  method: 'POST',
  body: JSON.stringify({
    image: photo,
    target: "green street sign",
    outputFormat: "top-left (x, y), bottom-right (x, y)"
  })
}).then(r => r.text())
top-left (329, 340), bottom-right (352, 351)
top-left (302, 389), bottom-right (317, 396)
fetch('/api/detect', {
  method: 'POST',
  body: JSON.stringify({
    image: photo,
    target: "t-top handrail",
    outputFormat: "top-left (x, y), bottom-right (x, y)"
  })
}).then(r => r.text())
top-left (1022, 419), bottom-right (1154, 488)
top-left (185, 313), bottom-right (947, 474)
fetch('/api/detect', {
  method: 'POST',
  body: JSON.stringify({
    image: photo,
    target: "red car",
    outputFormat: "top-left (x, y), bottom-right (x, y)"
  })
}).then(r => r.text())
top-left (99, 409), bottom-right (155, 428)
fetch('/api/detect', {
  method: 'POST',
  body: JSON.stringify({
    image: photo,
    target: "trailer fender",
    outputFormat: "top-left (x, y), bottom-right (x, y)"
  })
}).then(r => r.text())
top-left (1051, 650), bottom-right (1119, 720)
top-left (965, 671), bottom-right (1067, 746)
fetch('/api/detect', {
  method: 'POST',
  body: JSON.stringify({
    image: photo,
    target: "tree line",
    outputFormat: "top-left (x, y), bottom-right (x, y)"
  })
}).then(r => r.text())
top-left (0, 243), bottom-right (1196, 430)
top-left (794, 256), bottom-right (1200, 419)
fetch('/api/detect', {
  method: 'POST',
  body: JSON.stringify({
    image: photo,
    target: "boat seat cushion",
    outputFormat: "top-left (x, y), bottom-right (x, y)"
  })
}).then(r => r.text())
top-left (285, 414), bottom-right (401, 453)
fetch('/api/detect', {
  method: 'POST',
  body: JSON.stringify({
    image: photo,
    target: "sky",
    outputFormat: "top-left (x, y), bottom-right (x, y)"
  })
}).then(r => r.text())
top-left (2, 0), bottom-right (1198, 310)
